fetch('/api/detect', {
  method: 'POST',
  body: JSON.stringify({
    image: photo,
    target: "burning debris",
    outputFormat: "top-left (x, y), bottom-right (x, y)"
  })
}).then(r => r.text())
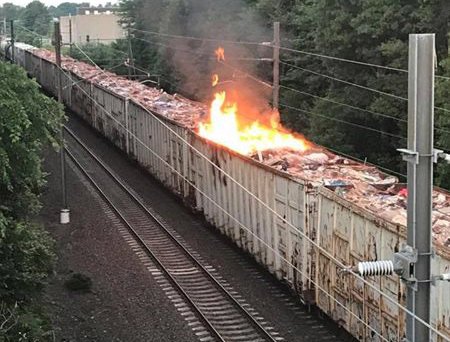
top-left (198, 48), bottom-right (310, 156)
top-left (33, 48), bottom-right (450, 249)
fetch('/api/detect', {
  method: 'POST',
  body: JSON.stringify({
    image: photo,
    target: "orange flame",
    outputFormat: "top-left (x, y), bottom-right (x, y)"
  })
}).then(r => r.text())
top-left (199, 47), bottom-right (309, 156)
top-left (215, 47), bottom-right (225, 61)
top-left (198, 91), bottom-right (309, 155)
top-left (212, 74), bottom-right (219, 87)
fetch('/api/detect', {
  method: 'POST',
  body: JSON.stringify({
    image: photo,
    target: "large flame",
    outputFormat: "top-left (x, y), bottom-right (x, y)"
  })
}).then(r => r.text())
top-left (198, 91), bottom-right (309, 155)
top-left (198, 47), bottom-right (309, 156)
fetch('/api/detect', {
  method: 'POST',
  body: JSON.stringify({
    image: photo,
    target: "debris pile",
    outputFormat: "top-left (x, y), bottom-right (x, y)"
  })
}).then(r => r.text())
top-left (33, 49), bottom-right (450, 250)
top-left (34, 50), bottom-right (205, 128)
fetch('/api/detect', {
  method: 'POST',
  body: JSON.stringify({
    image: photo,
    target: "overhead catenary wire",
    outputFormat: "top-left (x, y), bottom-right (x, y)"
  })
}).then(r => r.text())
top-left (280, 84), bottom-right (407, 123)
top-left (15, 24), bottom-right (47, 39)
top-left (55, 62), bottom-right (449, 341)
top-left (279, 45), bottom-right (408, 73)
top-left (132, 30), bottom-right (450, 120)
top-left (281, 61), bottom-right (450, 119)
top-left (280, 60), bottom-right (408, 101)
top-left (130, 26), bottom-right (449, 80)
top-left (133, 36), bottom-right (213, 58)
top-left (130, 27), bottom-right (269, 47)
top-left (279, 102), bottom-right (407, 140)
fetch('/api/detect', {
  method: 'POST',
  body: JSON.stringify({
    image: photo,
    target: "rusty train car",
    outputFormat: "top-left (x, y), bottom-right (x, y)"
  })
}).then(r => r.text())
top-left (4, 42), bottom-right (450, 341)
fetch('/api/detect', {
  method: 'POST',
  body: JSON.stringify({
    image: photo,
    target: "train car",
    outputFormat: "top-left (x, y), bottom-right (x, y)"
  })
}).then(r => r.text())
top-left (6, 42), bottom-right (450, 341)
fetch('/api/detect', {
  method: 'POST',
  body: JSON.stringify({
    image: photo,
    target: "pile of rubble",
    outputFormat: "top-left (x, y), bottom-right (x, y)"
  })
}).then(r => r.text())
top-left (34, 50), bottom-right (205, 128)
top-left (34, 49), bottom-right (450, 249)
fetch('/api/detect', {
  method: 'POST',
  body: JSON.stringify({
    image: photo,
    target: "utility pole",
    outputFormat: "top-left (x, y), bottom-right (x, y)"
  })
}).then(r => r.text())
top-left (10, 20), bottom-right (14, 63)
top-left (403, 33), bottom-right (435, 342)
top-left (127, 27), bottom-right (135, 80)
top-left (272, 21), bottom-right (280, 111)
top-left (69, 16), bottom-right (72, 55)
top-left (53, 20), bottom-right (70, 224)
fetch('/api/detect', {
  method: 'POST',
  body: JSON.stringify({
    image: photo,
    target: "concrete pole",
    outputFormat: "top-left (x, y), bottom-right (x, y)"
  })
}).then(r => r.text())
top-left (406, 33), bottom-right (435, 342)
top-left (272, 22), bottom-right (280, 111)
top-left (54, 20), bottom-right (70, 224)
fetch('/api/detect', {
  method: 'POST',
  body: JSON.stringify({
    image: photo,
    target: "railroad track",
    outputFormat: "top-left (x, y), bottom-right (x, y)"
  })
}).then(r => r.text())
top-left (64, 126), bottom-right (281, 342)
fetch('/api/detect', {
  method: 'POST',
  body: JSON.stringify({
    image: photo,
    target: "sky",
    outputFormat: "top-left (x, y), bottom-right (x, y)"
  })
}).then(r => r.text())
top-left (0, 0), bottom-right (115, 6)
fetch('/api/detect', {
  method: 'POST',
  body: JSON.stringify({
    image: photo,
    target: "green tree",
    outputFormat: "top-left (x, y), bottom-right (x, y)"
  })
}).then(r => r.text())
top-left (65, 42), bottom-right (129, 74)
top-left (0, 61), bottom-right (63, 341)
top-left (0, 3), bottom-right (23, 21)
top-left (20, 1), bottom-right (50, 35)
top-left (48, 2), bottom-right (79, 18)
top-left (276, 0), bottom-right (449, 176)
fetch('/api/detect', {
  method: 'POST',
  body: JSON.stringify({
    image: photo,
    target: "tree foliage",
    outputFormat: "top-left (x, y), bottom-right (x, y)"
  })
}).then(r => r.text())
top-left (48, 2), bottom-right (79, 18)
top-left (0, 61), bottom-right (63, 341)
top-left (20, 1), bottom-right (50, 36)
top-left (65, 41), bottom-right (129, 74)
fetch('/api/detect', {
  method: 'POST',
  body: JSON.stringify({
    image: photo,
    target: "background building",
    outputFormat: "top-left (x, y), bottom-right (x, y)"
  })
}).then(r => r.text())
top-left (60, 7), bottom-right (125, 45)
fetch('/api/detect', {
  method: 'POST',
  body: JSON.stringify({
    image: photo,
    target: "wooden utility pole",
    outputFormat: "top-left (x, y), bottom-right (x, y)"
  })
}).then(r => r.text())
top-left (10, 20), bottom-right (14, 62)
top-left (127, 27), bottom-right (135, 79)
top-left (272, 22), bottom-right (280, 111)
top-left (69, 16), bottom-right (72, 55)
top-left (53, 20), bottom-right (70, 224)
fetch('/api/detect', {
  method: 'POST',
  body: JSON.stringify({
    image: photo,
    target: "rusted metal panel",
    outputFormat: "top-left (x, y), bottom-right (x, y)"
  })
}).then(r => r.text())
top-left (40, 59), bottom-right (57, 95)
top-left (69, 74), bottom-right (92, 122)
top-left (317, 187), bottom-right (450, 341)
top-left (91, 85), bottom-right (128, 151)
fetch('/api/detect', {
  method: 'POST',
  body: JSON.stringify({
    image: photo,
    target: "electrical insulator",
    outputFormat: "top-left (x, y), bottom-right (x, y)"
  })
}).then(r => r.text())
top-left (357, 260), bottom-right (394, 277)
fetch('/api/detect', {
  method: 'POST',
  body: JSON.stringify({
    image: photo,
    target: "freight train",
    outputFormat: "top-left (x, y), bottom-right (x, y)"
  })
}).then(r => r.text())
top-left (3, 41), bottom-right (450, 341)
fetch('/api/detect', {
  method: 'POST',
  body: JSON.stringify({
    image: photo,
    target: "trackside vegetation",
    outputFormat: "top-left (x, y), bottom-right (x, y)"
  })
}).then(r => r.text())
top-left (0, 61), bottom-right (64, 341)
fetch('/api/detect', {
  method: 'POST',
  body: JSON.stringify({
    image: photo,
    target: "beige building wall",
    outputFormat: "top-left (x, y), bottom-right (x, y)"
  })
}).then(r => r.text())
top-left (60, 13), bottom-right (125, 45)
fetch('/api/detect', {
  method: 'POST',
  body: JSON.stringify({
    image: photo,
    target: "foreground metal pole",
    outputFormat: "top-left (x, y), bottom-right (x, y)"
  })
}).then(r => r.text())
top-left (54, 20), bottom-right (70, 224)
top-left (272, 22), bottom-right (280, 110)
top-left (405, 33), bottom-right (434, 342)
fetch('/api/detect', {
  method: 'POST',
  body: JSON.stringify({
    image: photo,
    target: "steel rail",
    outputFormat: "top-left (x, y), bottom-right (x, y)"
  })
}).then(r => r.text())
top-left (64, 125), bottom-right (278, 342)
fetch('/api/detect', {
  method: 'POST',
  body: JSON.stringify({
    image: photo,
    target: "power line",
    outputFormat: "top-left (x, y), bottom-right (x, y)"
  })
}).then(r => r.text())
top-left (133, 36), bottom-right (212, 58)
top-left (73, 42), bottom-right (102, 69)
top-left (280, 60), bottom-right (408, 101)
top-left (279, 45), bottom-right (408, 73)
top-left (130, 27), bottom-right (269, 47)
top-left (280, 84), bottom-right (407, 123)
top-left (279, 102), bottom-right (406, 140)
top-left (281, 61), bottom-right (450, 118)
top-left (15, 24), bottom-right (47, 38)
top-left (217, 60), bottom-right (272, 88)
